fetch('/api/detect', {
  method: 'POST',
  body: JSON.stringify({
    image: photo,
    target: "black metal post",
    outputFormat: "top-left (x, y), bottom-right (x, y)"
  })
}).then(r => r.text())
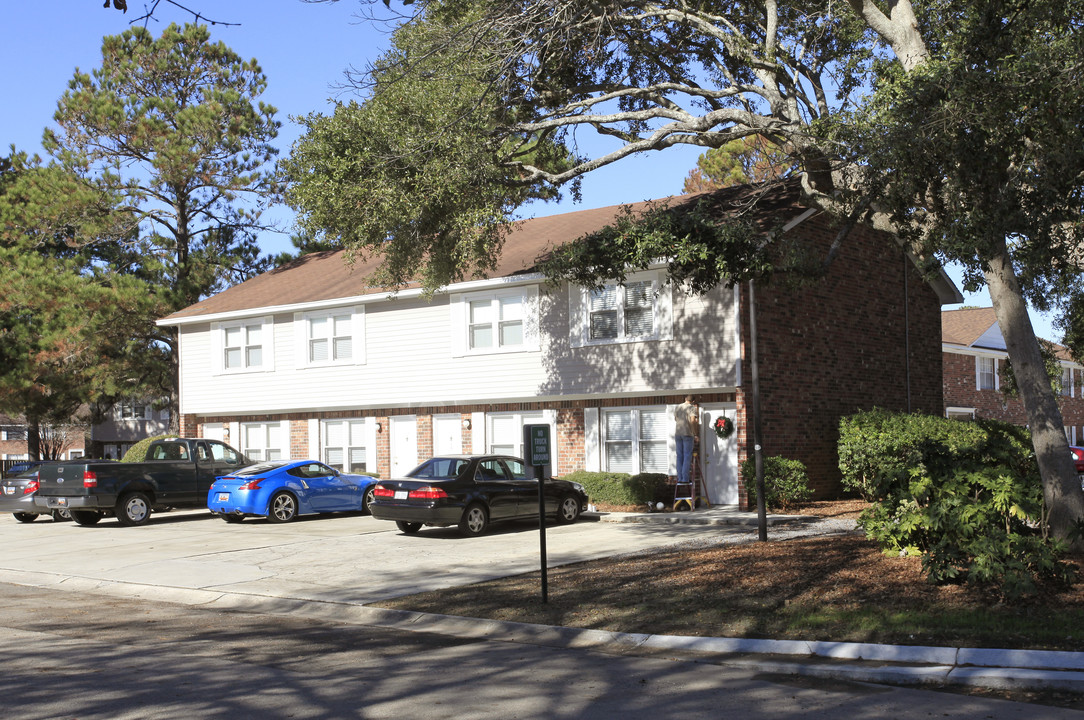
top-left (748, 280), bottom-right (767, 542)
top-left (537, 466), bottom-right (548, 603)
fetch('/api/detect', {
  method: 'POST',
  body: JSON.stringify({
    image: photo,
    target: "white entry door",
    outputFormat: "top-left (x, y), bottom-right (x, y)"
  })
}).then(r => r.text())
top-left (699, 405), bottom-right (738, 505)
top-left (390, 416), bottom-right (418, 477)
top-left (432, 415), bottom-right (463, 455)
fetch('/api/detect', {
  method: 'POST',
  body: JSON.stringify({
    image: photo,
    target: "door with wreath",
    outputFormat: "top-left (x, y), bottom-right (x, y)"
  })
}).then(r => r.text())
top-left (699, 404), bottom-right (738, 505)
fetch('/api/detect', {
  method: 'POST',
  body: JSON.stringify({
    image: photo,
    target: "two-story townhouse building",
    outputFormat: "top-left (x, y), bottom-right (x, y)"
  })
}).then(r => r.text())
top-left (942, 307), bottom-right (1084, 444)
top-left (159, 183), bottom-right (962, 507)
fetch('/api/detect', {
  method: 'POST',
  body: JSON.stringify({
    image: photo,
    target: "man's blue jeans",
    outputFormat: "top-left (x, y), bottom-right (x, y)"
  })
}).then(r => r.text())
top-left (676, 435), bottom-right (695, 484)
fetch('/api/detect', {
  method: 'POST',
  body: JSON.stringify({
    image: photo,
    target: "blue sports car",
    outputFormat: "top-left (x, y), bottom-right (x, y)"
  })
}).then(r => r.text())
top-left (208, 460), bottom-right (379, 523)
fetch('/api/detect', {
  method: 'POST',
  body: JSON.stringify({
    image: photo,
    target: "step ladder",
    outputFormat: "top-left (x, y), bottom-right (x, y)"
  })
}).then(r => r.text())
top-left (673, 441), bottom-right (711, 511)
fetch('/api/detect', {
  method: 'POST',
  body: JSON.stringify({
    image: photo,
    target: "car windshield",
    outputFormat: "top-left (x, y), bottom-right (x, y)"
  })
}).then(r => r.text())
top-left (407, 458), bottom-right (469, 479)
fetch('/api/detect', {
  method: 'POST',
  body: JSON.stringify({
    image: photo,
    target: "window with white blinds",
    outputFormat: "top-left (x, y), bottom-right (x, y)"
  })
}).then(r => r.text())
top-left (588, 280), bottom-right (655, 342)
top-left (603, 407), bottom-right (667, 474)
top-left (242, 422), bottom-right (283, 462)
top-left (322, 419), bottom-right (369, 473)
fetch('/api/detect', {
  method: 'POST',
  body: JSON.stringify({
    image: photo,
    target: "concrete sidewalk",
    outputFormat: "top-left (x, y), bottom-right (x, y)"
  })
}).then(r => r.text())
top-left (0, 506), bottom-right (1081, 697)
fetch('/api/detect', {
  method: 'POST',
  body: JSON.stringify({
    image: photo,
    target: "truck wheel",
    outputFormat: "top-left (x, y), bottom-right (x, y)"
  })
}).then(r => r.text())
top-left (267, 491), bottom-right (298, 523)
top-left (70, 510), bottom-right (102, 526)
top-left (52, 509), bottom-right (72, 522)
top-left (12, 512), bottom-right (38, 523)
top-left (116, 492), bottom-right (152, 527)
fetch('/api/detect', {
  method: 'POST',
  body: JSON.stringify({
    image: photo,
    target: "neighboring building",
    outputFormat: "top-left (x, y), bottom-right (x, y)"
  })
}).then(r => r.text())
top-left (942, 307), bottom-right (1084, 444)
top-left (159, 183), bottom-right (962, 507)
top-left (88, 400), bottom-right (172, 460)
top-left (0, 413), bottom-right (86, 473)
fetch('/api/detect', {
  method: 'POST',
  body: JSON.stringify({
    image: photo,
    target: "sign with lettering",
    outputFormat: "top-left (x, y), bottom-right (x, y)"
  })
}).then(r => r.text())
top-left (524, 424), bottom-right (551, 467)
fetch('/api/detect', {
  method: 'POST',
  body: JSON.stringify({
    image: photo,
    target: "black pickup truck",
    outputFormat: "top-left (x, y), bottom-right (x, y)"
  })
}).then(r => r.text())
top-left (34, 438), bottom-right (251, 526)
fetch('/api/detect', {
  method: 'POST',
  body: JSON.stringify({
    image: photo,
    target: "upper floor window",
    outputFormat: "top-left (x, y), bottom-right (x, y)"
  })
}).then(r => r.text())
top-left (451, 287), bottom-right (539, 356)
top-left (1061, 367), bottom-right (1073, 397)
top-left (214, 317), bottom-right (273, 374)
top-left (977, 356), bottom-right (997, 390)
top-left (590, 280), bottom-right (654, 341)
top-left (571, 271), bottom-right (672, 348)
top-left (296, 307), bottom-right (364, 368)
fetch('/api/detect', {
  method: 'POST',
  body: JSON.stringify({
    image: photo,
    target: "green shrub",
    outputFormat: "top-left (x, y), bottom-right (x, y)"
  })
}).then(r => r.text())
top-left (120, 435), bottom-right (173, 463)
top-left (739, 456), bottom-right (813, 511)
top-left (560, 470), bottom-right (669, 506)
top-left (838, 409), bottom-right (1074, 600)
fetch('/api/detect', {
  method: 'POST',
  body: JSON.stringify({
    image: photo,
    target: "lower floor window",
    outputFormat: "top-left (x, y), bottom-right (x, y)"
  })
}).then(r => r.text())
top-left (242, 422), bottom-right (283, 462)
top-left (323, 419), bottom-right (368, 473)
top-left (603, 408), bottom-right (667, 474)
top-left (488, 412), bottom-right (546, 459)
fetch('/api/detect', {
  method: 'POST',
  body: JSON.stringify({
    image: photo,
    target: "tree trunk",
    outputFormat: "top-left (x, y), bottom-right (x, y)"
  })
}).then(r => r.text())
top-left (985, 241), bottom-right (1084, 543)
top-left (26, 416), bottom-right (41, 462)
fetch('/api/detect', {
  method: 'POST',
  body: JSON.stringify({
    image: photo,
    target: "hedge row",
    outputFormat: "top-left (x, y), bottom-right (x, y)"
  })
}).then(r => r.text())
top-left (559, 470), bottom-right (670, 506)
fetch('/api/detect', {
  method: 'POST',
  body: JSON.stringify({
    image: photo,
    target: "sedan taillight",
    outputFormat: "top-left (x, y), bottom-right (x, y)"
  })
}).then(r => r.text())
top-left (408, 486), bottom-right (449, 500)
top-left (372, 484), bottom-right (395, 498)
top-left (24, 480), bottom-right (39, 495)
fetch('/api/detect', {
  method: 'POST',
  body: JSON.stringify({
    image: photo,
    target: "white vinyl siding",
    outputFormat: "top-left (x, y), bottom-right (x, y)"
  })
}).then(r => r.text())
top-left (602, 407), bottom-right (667, 474)
top-left (175, 278), bottom-right (738, 416)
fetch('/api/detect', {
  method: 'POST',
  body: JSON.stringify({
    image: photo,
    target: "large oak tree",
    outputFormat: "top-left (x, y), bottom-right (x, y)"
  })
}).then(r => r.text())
top-left (287, 1), bottom-right (1084, 538)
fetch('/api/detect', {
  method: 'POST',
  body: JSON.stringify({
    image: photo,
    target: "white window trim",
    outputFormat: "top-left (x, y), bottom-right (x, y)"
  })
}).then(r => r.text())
top-left (294, 306), bottom-right (365, 368)
top-left (1060, 364), bottom-right (1075, 398)
top-left (320, 417), bottom-right (377, 474)
top-left (570, 270), bottom-right (673, 348)
top-left (599, 406), bottom-right (669, 475)
top-left (239, 420), bottom-right (290, 461)
top-left (946, 407), bottom-right (976, 420)
top-left (450, 286), bottom-right (540, 357)
top-left (976, 355), bottom-right (999, 391)
top-left (483, 410), bottom-right (557, 474)
top-left (212, 316), bottom-right (275, 375)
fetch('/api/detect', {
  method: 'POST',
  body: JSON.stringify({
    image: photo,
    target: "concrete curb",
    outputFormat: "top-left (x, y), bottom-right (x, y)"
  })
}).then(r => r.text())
top-left (3, 566), bottom-right (1083, 694)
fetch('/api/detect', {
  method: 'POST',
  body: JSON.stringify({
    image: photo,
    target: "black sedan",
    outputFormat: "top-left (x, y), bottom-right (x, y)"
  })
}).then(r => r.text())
top-left (369, 455), bottom-right (588, 537)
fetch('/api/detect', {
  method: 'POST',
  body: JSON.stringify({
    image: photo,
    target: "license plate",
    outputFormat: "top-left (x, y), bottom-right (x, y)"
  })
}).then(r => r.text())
top-left (217, 493), bottom-right (230, 502)
top-left (2, 487), bottom-right (12, 495)
top-left (51, 498), bottom-right (68, 508)
top-left (394, 491), bottom-right (408, 500)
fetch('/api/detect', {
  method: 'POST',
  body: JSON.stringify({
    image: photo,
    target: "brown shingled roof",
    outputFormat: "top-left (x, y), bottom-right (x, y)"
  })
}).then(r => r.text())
top-left (942, 307), bottom-right (999, 346)
top-left (161, 182), bottom-right (808, 323)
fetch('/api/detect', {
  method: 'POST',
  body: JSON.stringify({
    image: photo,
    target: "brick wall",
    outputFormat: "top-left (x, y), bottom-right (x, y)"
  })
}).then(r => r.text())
top-left (738, 216), bottom-right (945, 499)
top-left (943, 353), bottom-right (1084, 442)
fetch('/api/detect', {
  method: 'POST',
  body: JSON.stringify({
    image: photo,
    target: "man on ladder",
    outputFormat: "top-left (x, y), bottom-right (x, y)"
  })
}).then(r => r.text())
top-left (673, 396), bottom-right (700, 511)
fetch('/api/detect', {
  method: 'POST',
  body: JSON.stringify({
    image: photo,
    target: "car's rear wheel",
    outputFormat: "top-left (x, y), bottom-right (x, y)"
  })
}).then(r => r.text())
top-left (396, 521), bottom-right (422, 534)
top-left (116, 492), bottom-right (152, 527)
top-left (70, 510), bottom-right (102, 526)
top-left (222, 514), bottom-right (244, 524)
top-left (268, 491), bottom-right (298, 523)
top-left (458, 503), bottom-right (489, 537)
top-left (555, 495), bottom-right (581, 524)
top-left (12, 512), bottom-right (37, 523)
top-left (363, 487), bottom-right (376, 515)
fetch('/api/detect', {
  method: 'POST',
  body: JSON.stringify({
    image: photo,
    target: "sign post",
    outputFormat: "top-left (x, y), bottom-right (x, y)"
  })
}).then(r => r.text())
top-left (523, 424), bottom-right (551, 603)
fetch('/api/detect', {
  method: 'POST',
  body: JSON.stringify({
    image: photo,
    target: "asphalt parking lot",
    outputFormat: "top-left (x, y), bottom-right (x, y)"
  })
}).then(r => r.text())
top-left (0, 508), bottom-right (748, 607)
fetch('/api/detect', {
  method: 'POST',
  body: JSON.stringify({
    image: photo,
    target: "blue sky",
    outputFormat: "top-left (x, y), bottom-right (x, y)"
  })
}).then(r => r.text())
top-left (1, 0), bottom-right (1060, 341)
